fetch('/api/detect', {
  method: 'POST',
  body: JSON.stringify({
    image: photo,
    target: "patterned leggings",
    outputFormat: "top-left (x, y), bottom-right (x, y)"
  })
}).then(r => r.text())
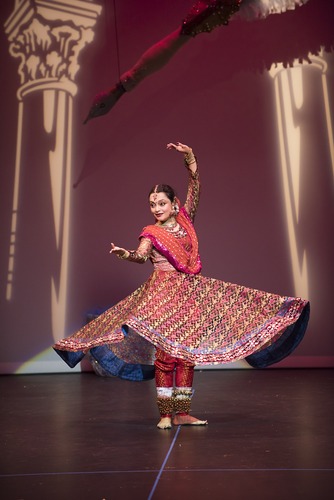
top-left (154, 348), bottom-right (195, 388)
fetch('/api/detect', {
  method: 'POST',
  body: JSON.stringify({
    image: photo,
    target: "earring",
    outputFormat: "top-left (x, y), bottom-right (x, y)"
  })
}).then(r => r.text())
top-left (173, 204), bottom-right (179, 215)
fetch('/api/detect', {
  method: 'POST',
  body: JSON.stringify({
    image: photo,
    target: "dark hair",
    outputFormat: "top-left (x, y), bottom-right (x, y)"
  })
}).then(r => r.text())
top-left (148, 184), bottom-right (176, 202)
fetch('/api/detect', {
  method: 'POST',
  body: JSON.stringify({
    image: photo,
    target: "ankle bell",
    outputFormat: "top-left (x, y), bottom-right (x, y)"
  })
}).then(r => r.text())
top-left (156, 396), bottom-right (174, 417)
top-left (173, 388), bottom-right (193, 414)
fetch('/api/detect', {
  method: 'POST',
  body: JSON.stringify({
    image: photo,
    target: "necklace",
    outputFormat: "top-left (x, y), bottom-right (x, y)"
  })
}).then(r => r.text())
top-left (163, 223), bottom-right (180, 233)
top-left (156, 217), bottom-right (187, 237)
top-left (159, 217), bottom-right (177, 229)
top-left (163, 222), bottom-right (188, 238)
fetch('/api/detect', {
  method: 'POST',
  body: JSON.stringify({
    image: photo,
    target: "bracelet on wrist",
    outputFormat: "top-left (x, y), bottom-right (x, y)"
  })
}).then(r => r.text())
top-left (117, 250), bottom-right (130, 260)
top-left (184, 150), bottom-right (196, 166)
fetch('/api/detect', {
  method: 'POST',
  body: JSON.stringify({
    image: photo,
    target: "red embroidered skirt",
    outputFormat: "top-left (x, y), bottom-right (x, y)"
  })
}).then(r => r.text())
top-left (53, 270), bottom-right (309, 368)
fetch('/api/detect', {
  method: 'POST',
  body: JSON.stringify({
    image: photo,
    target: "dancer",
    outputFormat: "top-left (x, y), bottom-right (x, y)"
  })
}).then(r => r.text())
top-left (54, 142), bottom-right (309, 429)
top-left (83, 0), bottom-right (310, 124)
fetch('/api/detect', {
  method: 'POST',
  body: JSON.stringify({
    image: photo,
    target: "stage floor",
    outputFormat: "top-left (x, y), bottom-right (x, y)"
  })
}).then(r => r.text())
top-left (1, 369), bottom-right (333, 500)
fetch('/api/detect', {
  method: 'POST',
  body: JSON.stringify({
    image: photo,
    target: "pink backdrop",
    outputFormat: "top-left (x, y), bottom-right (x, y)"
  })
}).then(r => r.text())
top-left (0, 0), bottom-right (333, 373)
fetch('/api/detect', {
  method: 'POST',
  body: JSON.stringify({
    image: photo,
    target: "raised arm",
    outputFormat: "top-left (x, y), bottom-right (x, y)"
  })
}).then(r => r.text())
top-left (167, 142), bottom-right (200, 221)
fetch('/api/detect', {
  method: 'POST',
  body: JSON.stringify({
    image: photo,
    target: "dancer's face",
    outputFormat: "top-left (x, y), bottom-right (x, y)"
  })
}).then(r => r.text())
top-left (149, 192), bottom-right (174, 223)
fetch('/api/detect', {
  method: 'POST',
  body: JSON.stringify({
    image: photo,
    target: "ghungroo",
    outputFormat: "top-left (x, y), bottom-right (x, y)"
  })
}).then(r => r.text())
top-left (173, 397), bottom-right (192, 414)
top-left (173, 388), bottom-right (193, 414)
top-left (156, 397), bottom-right (174, 417)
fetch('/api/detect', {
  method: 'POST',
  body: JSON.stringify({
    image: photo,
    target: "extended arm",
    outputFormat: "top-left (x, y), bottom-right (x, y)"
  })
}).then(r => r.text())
top-left (110, 238), bottom-right (153, 263)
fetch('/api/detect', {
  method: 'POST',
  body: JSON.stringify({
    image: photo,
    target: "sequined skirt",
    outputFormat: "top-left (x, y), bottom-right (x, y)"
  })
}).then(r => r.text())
top-left (54, 270), bottom-right (309, 371)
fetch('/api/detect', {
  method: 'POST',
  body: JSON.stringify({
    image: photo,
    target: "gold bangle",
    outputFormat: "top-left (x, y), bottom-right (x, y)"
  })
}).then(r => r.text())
top-left (117, 250), bottom-right (130, 260)
top-left (184, 150), bottom-right (196, 166)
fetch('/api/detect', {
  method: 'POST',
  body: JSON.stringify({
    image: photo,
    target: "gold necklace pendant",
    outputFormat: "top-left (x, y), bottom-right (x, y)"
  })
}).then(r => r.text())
top-left (164, 224), bottom-right (179, 233)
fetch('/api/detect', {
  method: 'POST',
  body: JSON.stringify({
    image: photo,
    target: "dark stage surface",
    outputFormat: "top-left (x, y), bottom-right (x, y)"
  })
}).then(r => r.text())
top-left (1, 369), bottom-right (333, 499)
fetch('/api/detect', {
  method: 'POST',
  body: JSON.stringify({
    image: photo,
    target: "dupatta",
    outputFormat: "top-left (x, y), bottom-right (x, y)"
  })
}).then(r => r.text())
top-left (140, 207), bottom-right (202, 275)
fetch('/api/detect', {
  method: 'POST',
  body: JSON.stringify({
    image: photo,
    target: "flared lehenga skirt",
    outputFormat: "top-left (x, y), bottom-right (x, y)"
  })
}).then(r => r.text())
top-left (54, 269), bottom-right (309, 379)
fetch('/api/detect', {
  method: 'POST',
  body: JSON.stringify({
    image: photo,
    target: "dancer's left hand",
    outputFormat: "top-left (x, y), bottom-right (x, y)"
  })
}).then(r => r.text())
top-left (167, 142), bottom-right (192, 154)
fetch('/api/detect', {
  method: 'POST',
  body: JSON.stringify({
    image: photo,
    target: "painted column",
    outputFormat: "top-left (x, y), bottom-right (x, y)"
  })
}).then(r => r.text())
top-left (269, 52), bottom-right (334, 356)
top-left (4, 0), bottom-right (102, 369)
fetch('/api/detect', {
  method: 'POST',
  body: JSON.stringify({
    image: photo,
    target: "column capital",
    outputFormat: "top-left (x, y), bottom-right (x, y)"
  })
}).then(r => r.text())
top-left (5, 0), bottom-right (102, 87)
top-left (269, 50), bottom-right (327, 80)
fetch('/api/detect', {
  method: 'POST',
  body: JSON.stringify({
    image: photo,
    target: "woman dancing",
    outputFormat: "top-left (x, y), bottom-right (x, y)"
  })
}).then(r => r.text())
top-left (54, 142), bottom-right (309, 429)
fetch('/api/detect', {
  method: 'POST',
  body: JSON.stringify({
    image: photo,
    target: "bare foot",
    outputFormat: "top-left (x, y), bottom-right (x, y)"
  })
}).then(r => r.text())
top-left (157, 417), bottom-right (172, 429)
top-left (173, 414), bottom-right (208, 426)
